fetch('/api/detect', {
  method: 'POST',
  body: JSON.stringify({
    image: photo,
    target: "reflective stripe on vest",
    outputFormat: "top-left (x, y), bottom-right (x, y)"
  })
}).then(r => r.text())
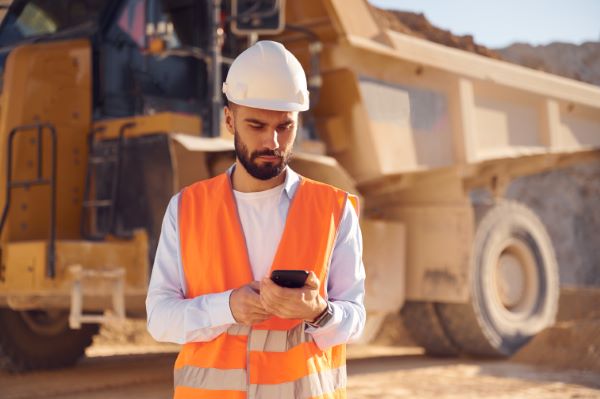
top-left (175, 172), bottom-right (357, 399)
top-left (175, 366), bottom-right (346, 399)
top-left (248, 323), bottom-right (311, 352)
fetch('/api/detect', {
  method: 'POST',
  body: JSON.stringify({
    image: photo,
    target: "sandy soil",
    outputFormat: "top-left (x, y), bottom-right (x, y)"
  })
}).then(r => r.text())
top-left (1, 346), bottom-right (599, 399)
top-left (347, 352), bottom-right (600, 399)
top-left (2, 288), bottom-right (598, 398)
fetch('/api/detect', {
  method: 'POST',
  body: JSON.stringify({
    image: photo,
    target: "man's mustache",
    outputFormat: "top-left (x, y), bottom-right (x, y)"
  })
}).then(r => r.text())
top-left (251, 149), bottom-right (283, 160)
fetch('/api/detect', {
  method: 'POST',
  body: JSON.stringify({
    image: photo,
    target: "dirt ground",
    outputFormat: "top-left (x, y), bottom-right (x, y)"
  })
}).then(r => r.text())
top-left (1, 287), bottom-right (599, 399)
top-left (1, 345), bottom-right (599, 399)
top-left (347, 349), bottom-right (600, 399)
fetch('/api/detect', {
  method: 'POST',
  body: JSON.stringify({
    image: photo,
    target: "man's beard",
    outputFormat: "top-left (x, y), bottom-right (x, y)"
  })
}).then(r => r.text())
top-left (234, 130), bottom-right (291, 181)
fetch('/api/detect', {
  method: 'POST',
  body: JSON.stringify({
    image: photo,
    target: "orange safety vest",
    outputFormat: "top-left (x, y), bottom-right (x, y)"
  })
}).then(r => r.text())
top-left (174, 172), bottom-right (358, 399)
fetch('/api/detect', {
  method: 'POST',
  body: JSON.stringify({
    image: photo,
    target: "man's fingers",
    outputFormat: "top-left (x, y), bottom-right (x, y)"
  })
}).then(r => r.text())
top-left (260, 282), bottom-right (291, 313)
top-left (262, 277), bottom-right (294, 300)
top-left (261, 294), bottom-right (296, 318)
top-left (250, 314), bottom-right (271, 324)
top-left (244, 283), bottom-right (268, 307)
top-left (259, 291), bottom-right (274, 312)
top-left (252, 309), bottom-right (271, 319)
top-left (245, 284), bottom-right (271, 315)
top-left (259, 291), bottom-right (284, 315)
top-left (250, 304), bottom-right (271, 316)
top-left (260, 277), bottom-right (278, 294)
top-left (256, 273), bottom-right (326, 321)
top-left (238, 306), bottom-right (271, 325)
top-left (249, 281), bottom-right (261, 293)
top-left (247, 289), bottom-right (268, 308)
top-left (230, 282), bottom-right (274, 325)
top-left (260, 278), bottom-right (304, 310)
top-left (259, 278), bottom-right (276, 305)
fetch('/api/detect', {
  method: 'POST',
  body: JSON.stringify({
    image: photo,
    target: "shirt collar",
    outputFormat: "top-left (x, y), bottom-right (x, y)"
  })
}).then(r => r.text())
top-left (226, 164), bottom-right (300, 200)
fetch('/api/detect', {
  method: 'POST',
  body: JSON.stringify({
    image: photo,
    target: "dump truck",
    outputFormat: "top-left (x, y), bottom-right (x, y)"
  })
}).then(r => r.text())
top-left (0, 0), bottom-right (599, 371)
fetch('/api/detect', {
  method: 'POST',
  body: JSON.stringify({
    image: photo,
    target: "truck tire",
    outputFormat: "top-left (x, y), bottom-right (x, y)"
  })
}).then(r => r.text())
top-left (400, 301), bottom-right (460, 356)
top-left (0, 308), bottom-right (99, 372)
top-left (435, 200), bottom-right (559, 357)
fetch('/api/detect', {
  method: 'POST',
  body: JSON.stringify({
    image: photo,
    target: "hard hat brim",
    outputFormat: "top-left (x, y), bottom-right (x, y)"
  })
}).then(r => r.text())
top-left (227, 97), bottom-right (309, 112)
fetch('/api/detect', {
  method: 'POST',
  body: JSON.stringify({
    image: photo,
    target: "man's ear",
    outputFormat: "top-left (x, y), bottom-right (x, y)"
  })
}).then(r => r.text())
top-left (224, 106), bottom-right (235, 135)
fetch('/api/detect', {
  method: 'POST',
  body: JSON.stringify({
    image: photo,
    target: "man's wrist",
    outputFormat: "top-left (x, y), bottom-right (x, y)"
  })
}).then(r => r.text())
top-left (228, 288), bottom-right (238, 323)
top-left (305, 300), bottom-right (333, 328)
top-left (308, 300), bottom-right (328, 323)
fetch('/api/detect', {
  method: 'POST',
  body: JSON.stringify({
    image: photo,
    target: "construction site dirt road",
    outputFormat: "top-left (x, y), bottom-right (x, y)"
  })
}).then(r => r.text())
top-left (2, 344), bottom-right (599, 399)
top-left (2, 288), bottom-right (598, 398)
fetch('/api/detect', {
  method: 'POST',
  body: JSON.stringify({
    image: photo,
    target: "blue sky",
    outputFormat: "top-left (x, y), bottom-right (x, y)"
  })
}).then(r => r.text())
top-left (369, 0), bottom-right (600, 48)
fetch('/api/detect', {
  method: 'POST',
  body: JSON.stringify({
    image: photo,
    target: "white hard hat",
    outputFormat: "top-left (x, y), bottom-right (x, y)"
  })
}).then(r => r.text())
top-left (223, 40), bottom-right (309, 112)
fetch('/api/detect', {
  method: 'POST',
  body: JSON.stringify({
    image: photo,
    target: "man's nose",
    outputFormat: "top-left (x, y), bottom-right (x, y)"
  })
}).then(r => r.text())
top-left (262, 130), bottom-right (279, 150)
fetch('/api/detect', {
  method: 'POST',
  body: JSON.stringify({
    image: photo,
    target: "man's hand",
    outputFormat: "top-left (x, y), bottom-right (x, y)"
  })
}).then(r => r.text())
top-left (260, 271), bottom-right (327, 322)
top-left (229, 281), bottom-right (272, 325)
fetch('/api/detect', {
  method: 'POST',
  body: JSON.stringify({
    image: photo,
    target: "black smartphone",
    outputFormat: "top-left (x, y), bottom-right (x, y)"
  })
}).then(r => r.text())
top-left (270, 270), bottom-right (309, 288)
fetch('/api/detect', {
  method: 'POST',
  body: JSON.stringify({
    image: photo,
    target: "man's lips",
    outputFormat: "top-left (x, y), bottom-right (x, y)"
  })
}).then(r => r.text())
top-left (257, 155), bottom-right (281, 161)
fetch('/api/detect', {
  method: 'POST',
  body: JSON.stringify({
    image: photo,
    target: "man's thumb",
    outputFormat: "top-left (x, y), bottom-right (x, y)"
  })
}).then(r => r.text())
top-left (305, 272), bottom-right (320, 289)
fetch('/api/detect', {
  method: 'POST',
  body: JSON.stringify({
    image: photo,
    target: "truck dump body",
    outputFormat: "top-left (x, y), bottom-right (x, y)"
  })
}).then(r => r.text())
top-left (282, 0), bottom-right (600, 184)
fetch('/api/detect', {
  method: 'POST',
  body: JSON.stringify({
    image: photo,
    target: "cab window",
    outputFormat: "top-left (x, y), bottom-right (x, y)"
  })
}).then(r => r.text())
top-left (0, 0), bottom-right (107, 46)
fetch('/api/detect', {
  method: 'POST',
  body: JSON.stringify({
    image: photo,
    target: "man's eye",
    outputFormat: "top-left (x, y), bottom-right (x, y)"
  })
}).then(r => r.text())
top-left (250, 124), bottom-right (264, 129)
top-left (278, 124), bottom-right (293, 131)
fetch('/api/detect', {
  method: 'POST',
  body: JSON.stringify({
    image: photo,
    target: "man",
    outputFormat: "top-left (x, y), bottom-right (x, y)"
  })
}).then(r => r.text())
top-left (146, 40), bottom-right (366, 399)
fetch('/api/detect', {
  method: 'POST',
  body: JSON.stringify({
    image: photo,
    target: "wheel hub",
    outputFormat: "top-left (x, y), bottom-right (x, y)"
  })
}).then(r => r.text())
top-left (493, 238), bottom-right (539, 317)
top-left (497, 252), bottom-right (525, 308)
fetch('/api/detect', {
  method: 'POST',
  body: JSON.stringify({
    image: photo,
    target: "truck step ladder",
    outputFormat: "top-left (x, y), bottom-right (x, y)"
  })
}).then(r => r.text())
top-left (68, 264), bottom-right (126, 329)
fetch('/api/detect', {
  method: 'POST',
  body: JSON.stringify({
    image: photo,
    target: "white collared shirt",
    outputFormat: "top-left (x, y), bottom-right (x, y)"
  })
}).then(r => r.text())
top-left (146, 166), bottom-right (366, 350)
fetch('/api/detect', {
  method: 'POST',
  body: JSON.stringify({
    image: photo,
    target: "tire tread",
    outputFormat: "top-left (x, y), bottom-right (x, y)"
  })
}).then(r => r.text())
top-left (0, 309), bottom-right (98, 372)
top-left (401, 301), bottom-right (460, 356)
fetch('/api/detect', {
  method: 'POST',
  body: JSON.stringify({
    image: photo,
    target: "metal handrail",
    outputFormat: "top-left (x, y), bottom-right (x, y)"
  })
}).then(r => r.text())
top-left (81, 122), bottom-right (136, 240)
top-left (0, 123), bottom-right (57, 278)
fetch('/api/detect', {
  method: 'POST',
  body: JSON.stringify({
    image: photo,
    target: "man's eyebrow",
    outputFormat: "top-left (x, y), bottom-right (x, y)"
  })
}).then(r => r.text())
top-left (243, 118), bottom-right (295, 125)
top-left (278, 118), bottom-right (295, 125)
top-left (244, 118), bottom-right (266, 124)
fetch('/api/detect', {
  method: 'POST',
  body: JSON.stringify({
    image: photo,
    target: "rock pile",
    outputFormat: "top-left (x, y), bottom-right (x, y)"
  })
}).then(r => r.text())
top-left (369, 5), bottom-right (501, 59)
top-left (371, 5), bottom-right (600, 87)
